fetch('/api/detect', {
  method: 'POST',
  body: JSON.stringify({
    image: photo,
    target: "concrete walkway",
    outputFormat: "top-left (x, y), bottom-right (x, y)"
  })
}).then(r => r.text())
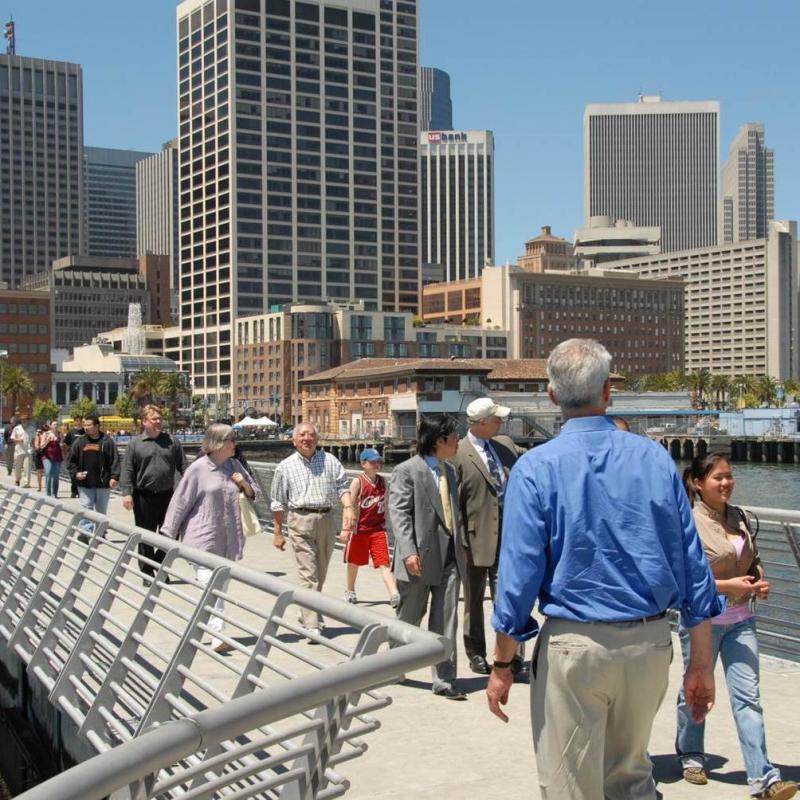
top-left (10, 469), bottom-right (799, 799)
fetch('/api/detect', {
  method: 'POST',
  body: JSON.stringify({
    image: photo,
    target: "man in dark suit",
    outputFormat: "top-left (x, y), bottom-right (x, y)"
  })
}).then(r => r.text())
top-left (389, 416), bottom-right (467, 700)
top-left (453, 397), bottom-right (527, 678)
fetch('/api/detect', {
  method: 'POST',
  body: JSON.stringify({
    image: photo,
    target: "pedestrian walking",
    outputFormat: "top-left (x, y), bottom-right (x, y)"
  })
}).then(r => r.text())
top-left (120, 405), bottom-right (187, 583)
top-left (41, 421), bottom-right (64, 497)
top-left (63, 415), bottom-right (85, 498)
top-left (4, 415), bottom-right (16, 476)
top-left (11, 415), bottom-right (32, 487)
top-left (487, 338), bottom-right (721, 799)
top-left (270, 422), bottom-right (353, 638)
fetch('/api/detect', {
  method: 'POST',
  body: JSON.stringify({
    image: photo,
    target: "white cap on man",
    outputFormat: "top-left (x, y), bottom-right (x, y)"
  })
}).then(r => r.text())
top-left (466, 397), bottom-right (511, 423)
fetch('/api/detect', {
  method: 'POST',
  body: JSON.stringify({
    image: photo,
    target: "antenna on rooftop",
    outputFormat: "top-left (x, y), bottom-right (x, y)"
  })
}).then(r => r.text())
top-left (4, 17), bottom-right (15, 55)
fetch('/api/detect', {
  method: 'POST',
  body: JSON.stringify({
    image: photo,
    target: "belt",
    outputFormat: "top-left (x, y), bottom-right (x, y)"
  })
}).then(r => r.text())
top-left (291, 507), bottom-right (331, 514)
top-left (598, 610), bottom-right (668, 626)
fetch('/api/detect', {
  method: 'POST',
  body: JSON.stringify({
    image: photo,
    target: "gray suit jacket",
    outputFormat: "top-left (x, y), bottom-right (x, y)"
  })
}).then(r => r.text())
top-left (389, 455), bottom-right (466, 585)
top-left (453, 434), bottom-right (521, 567)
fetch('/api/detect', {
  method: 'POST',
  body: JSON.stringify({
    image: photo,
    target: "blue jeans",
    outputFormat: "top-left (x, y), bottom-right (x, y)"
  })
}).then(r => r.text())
top-left (676, 618), bottom-right (780, 795)
top-left (42, 458), bottom-right (61, 497)
top-left (78, 487), bottom-right (111, 536)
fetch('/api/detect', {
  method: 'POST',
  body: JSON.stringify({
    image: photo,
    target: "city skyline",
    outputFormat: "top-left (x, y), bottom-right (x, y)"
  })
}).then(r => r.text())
top-left (6, 0), bottom-right (800, 264)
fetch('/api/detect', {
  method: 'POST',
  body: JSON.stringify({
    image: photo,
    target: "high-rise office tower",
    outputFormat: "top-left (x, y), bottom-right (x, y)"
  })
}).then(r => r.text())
top-left (176, 0), bottom-right (419, 399)
top-left (584, 95), bottom-right (720, 252)
top-left (137, 139), bottom-right (179, 314)
top-left (721, 122), bottom-right (774, 243)
top-left (420, 129), bottom-right (494, 282)
top-left (85, 146), bottom-right (153, 258)
top-left (419, 66), bottom-right (452, 131)
top-left (0, 54), bottom-right (85, 286)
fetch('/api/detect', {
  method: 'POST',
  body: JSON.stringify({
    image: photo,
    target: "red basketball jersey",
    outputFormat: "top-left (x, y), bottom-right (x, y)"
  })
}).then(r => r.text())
top-left (356, 473), bottom-right (386, 534)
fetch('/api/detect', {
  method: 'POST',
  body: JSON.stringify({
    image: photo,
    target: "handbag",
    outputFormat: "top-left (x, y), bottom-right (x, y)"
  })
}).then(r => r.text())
top-left (239, 492), bottom-right (261, 537)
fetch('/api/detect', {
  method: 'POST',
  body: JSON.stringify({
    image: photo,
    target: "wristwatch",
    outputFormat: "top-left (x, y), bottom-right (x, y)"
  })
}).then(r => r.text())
top-left (492, 659), bottom-right (513, 670)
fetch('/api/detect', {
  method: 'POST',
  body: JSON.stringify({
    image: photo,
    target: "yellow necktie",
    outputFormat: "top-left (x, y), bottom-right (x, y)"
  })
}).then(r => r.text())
top-left (438, 468), bottom-right (454, 534)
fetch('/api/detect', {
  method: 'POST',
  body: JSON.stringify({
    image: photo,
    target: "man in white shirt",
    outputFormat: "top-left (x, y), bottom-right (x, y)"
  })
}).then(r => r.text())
top-left (11, 414), bottom-right (32, 488)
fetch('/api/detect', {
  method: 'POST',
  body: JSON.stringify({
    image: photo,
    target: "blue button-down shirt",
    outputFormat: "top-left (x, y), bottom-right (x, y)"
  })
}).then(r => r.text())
top-left (492, 416), bottom-right (722, 641)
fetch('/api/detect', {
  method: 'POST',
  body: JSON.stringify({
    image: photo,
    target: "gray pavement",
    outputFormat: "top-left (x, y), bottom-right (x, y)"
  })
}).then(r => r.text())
top-left (13, 469), bottom-right (799, 799)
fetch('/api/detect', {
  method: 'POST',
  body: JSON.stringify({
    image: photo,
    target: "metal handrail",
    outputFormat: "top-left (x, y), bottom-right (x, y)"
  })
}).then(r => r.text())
top-left (0, 485), bottom-right (449, 800)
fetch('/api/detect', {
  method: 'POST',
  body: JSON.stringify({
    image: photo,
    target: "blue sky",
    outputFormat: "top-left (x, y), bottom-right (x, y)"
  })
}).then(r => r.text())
top-left (9, 1), bottom-right (800, 263)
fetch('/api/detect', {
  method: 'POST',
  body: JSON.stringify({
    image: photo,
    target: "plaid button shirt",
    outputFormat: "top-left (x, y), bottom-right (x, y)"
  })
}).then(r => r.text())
top-left (270, 449), bottom-right (349, 512)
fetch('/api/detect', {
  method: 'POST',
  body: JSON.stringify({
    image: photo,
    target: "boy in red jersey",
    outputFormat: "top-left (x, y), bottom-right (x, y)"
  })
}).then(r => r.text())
top-left (340, 448), bottom-right (400, 608)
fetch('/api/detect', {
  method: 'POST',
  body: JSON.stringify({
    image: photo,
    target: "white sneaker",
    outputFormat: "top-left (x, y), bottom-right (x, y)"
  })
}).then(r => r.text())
top-left (344, 590), bottom-right (357, 604)
top-left (306, 627), bottom-right (322, 644)
top-left (389, 592), bottom-right (401, 609)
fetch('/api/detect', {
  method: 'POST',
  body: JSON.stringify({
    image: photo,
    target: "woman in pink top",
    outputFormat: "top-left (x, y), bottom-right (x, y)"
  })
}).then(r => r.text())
top-left (675, 453), bottom-right (795, 800)
top-left (161, 423), bottom-right (260, 654)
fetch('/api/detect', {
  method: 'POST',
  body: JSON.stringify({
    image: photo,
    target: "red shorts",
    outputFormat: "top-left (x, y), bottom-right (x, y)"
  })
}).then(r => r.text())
top-left (344, 530), bottom-right (391, 568)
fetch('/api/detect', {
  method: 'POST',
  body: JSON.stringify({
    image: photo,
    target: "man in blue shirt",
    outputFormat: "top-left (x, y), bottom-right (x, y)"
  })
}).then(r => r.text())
top-left (487, 338), bottom-right (721, 800)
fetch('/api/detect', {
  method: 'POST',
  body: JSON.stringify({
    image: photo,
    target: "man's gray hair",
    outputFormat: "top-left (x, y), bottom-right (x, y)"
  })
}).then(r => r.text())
top-left (201, 423), bottom-right (235, 454)
top-left (292, 422), bottom-right (320, 438)
top-left (547, 339), bottom-right (612, 409)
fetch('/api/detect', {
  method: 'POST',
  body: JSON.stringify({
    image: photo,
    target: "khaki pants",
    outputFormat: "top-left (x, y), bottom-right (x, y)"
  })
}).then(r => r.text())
top-left (531, 617), bottom-right (672, 800)
top-left (287, 509), bottom-right (335, 630)
top-left (13, 452), bottom-right (30, 486)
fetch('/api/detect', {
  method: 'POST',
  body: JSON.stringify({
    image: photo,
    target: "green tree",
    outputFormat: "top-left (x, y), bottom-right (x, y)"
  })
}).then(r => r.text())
top-left (69, 396), bottom-right (97, 420)
top-left (32, 398), bottom-right (61, 424)
top-left (129, 368), bottom-right (165, 409)
top-left (685, 369), bottom-right (711, 409)
top-left (1, 365), bottom-right (35, 415)
top-left (159, 372), bottom-right (190, 430)
top-left (755, 375), bottom-right (778, 407)
top-left (709, 374), bottom-right (731, 410)
top-left (783, 377), bottom-right (800, 402)
top-left (665, 370), bottom-right (686, 392)
top-left (731, 374), bottom-right (756, 408)
top-left (114, 393), bottom-right (135, 418)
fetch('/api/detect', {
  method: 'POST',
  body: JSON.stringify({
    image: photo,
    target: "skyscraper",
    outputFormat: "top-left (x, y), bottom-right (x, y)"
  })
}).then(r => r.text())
top-left (584, 96), bottom-right (720, 252)
top-left (0, 54), bottom-right (85, 286)
top-left (85, 146), bottom-right (153, 258)
top-left (419, 66), bottom-right (452, 131)
top-left (721, 122), bottom-right (774, 243)
top-left (137, 139), bottom-right (179, 312)
top-left (420, 129), bottom-right (494, 282)
top-left (176, 0), bottom-right (419, 400)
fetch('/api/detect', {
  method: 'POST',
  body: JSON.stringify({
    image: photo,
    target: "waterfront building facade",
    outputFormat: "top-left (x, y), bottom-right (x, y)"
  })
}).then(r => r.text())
top-left (175, 0), bottom-right (419, 401)
top-left (136, 139), bottom-right (180, 317)
top-left (85, 146), bottom-right (153, 258)
top-left (0, 289), bottom-right (52, 415)
top-left (233, 301), bottom-right (509, 425)
top-left (419, 66), bottom-right (452, 131)
top-left (721, 123), bottom-right (774, 244)
top-left (603, 220), bottom-right (798, 378)
top-left (0, 54), bottom-right (85, 286)
top-left (300, 358), bottom-right (548, 438)
top-left (420, 129), bottom-right (494, 282)
top-left (584, 96), bottom-right (719, 252)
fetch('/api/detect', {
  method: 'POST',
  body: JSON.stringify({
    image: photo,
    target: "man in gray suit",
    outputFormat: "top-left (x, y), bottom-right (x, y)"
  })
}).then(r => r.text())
top-left (389, 416), bottom-right (467, 700)
top-left (453, 397), bottom-right (527, 678)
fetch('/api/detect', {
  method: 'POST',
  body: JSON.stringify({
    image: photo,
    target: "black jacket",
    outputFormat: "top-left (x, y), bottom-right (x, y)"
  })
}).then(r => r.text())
top-left (67, 432), bottom-right (121, 489)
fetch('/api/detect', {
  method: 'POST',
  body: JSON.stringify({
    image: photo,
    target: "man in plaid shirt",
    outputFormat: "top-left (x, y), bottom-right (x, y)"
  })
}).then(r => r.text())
top-left (271, 422), bottom-right (353, 637)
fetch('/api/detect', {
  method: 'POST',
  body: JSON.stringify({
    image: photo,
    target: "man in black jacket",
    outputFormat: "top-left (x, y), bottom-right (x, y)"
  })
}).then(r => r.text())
top-left (120, 404), bottom-right (186, 580)
top-left (67, 415), bottom-right (120, 534)
top-left (63, 415), bottom-right (85, 497)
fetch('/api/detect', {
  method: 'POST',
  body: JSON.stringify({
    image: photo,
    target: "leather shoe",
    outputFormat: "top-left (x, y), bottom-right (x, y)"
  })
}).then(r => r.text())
top-left (511, 657), bottom-right (529, 680)
top-left (469, 655), bottom-right (491, 675)
top-left (433, 686), bottom-right (467, 701)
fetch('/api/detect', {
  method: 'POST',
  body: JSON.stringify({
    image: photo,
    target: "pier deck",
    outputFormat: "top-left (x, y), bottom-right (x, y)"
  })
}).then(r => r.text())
top-left (5, 470), bottom-right (797, 799)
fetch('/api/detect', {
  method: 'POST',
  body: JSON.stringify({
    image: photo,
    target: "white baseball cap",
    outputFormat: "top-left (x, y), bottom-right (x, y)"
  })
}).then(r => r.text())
top-left (466, 397), bottom-right (511, 422)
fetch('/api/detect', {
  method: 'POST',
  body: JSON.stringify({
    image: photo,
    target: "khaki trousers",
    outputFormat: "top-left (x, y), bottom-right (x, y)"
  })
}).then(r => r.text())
top-left (531, 617), bottom-right (672, 800)
top-left (287, 509), bottom-right (335, 630)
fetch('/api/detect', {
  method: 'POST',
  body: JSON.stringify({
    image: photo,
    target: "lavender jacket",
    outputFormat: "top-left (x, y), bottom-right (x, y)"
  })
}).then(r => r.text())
top-left (160, 455), bottom-right (260, 561)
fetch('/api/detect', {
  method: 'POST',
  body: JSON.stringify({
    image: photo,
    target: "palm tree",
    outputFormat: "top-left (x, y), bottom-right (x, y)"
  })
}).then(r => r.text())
top-left (685, 369), bottom-right (711, 409)
top-left (129, 368), bottom-right (165, 409)
top-left (1, 365), bottom-right (34, 415)
top-left (664, 370), bottom-right (686, 392)
top-left (159, 372), bottom-right (190, 430)
top-left (731, 374), bottom-right (756, 408)
top-left (755, 375), bottom-right (778, 408)
top-left (783, 378), bottom-right (800, 403)
top-left (709, 374), bottom-right (731, 410)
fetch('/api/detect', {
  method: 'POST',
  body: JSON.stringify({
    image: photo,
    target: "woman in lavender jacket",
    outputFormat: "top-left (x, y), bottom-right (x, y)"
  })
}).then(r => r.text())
top-left (161, 423), bottom-right (260, 653)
